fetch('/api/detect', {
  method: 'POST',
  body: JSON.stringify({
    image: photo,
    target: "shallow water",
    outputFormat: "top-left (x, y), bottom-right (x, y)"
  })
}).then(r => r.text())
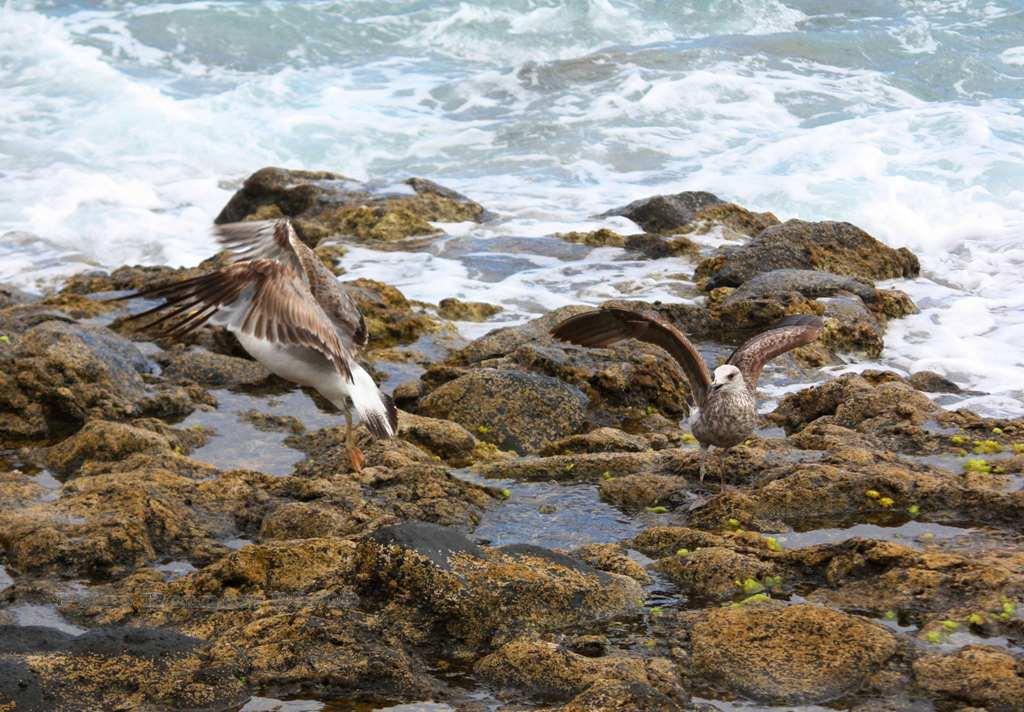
top-left (180, 387), bottom-right (338, 475)
top-left (1, 0), bottom-right (1022, 416)
top-left (154, 559), bottom-right (197, 580)
top-left (773, 520), bottom-right (976, 550)
top-left (5, 602), bottom-right (86, 636)
top-left (239, 694), bottom-right (465, 711)
top-left (452, 467), bottom-right (646, 549)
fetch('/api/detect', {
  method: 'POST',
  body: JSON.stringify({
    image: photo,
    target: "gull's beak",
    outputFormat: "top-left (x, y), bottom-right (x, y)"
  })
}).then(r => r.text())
top-left (711, 381), bottom-right (723, 392)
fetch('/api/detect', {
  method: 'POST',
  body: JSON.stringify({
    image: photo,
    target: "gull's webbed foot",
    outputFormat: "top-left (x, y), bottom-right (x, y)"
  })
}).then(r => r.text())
top-left (348, 445), bottom-right (366, 473)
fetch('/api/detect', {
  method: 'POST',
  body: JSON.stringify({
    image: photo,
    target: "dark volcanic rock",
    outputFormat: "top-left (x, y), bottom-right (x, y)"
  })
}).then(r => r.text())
top-left (909, 370), bottom-right (962, 394)
top-left (601, 191), bottom-right (724, 232)
top-left (161, 349), bottom-right (269, 387)
top-left (696, 220), bottom-right (920, 288)
top-left (418, 368), bottom-right (588, 454)
top-left (0, 623), bottom-right (240, 712)
top-left (601, 191), bottom-right (777, 237)
top-left (0, 625), bottom-right (200, 659)
top-left (368, 520), bottom-right (486, 570)
top-left (0, 659), bottom-right (45, 712)
top-left (215, 166), bottom-right (488, 244)
top-left (723, 268), bottom-right (877, 304)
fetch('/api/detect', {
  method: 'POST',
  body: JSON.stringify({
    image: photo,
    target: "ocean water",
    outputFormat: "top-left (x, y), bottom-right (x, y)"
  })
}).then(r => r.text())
top-left (1, 0), bottom-right (1023, 416)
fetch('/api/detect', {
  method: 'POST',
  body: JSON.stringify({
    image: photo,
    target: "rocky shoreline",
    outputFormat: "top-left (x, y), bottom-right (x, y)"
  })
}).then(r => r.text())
top-left (1, 168), bottom-right (1022, 711)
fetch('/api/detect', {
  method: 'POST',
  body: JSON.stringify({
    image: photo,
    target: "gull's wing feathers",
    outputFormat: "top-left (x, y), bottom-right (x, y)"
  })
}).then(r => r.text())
top-left (727, 315), bottom-right (823, 390)
top-left (122, 258), bottom-right (356, 383)
top-left (307, 259), bottom-right (370, 347)
top-left (216, 219), bottom-right (370, 347)
top-left (214, 220), bottom-right (302, 269)
top-left (551, 306), bottom-right (712, 405)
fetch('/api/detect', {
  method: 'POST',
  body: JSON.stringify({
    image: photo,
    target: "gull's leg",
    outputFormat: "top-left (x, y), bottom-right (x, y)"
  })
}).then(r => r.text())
top-left (345, 404), bottom-right (365, 473)
top-left (699, 444), bottom-right (710, 482)
top-left (719, 448), bottom-right (728, 491)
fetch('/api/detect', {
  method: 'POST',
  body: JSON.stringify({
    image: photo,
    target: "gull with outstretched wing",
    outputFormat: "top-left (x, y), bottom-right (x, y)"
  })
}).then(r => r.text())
top-left (120, 219), bottom-right (396, 472)
top-left (552, 306), bottom-right (822, 486)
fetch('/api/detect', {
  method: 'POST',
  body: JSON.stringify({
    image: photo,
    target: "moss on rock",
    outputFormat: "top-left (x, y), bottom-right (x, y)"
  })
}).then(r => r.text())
top-left (419, 368), bottom-right (588, 455)
top-left (687, 602), bottom-right (898, 703)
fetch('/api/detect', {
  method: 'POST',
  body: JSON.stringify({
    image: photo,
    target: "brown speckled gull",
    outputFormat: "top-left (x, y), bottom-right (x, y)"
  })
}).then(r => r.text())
top-left (552, 306), bottom-right (823, 486)
top-left (120, 218), bottom-right (396, 472)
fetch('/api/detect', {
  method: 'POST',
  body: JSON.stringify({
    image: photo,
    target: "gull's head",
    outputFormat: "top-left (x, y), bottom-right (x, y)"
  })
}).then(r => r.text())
top-left (711, 364), bottom-right (744, 393)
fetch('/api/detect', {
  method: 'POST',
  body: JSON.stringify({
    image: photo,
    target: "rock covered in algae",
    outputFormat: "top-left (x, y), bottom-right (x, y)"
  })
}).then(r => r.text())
top-left (475, 638), bottom-right (685, 704)
top-left (436, 297), bottom-right (503, 322)
top-left (215, 166), bottom-right (489, 244)
top-left (352, 521), bottom-right (644, 653)
top-left (696, 219), bottom-right (920, 288)
top-left (0, 320), bottom-right (196, 441)
top-left (912, 645), bottom-right (1024, 711)
top-left (686, 601), bottom-right (898, 703)
top-left (419, 368), bottom-right (588, 454)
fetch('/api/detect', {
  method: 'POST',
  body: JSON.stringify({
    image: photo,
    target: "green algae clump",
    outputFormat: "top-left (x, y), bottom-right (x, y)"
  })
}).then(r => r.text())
top-left (963, 459), bottom-right (991, 474)
top-left (740, 578), bottom-right (766, 595)
top-left (730, 592), bottom-right (771, 607)
top-left (972, 439), bottom-right (1003, 454)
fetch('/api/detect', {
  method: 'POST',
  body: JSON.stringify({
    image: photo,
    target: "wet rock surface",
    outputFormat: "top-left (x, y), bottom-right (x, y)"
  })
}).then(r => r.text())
top-left (697, 219), bottom-right (920, 288)
top-left (601, 190), bottom-right (778, 237)
top-left (4, 187), bottom-right (1024, 712)
top-left (436, 297), bottom-right (503, 322)
top-left (215, 166), bottom-right (489, 244)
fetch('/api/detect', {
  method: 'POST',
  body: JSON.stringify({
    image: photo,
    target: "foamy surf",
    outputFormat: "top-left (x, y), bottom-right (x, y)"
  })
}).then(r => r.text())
top-left (1, 0), bottom-right (1022, 416)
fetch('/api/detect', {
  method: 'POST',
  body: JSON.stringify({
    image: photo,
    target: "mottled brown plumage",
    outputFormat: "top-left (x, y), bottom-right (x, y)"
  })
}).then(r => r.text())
top-left (120, 219), bottom-right (395, 470)
top-left (552, 307), bottom-right (823, 485)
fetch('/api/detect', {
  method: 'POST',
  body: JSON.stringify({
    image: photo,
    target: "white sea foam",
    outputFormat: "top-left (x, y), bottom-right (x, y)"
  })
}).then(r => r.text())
top-left (1002, 46), bottom-right (1024, 65)
top-left (0, 0), bottom-right (1021, 416)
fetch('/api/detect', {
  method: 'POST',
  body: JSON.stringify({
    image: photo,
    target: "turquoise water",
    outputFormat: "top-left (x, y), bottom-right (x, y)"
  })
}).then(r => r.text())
top-left (1, 0), bottom-right (1023, 414)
